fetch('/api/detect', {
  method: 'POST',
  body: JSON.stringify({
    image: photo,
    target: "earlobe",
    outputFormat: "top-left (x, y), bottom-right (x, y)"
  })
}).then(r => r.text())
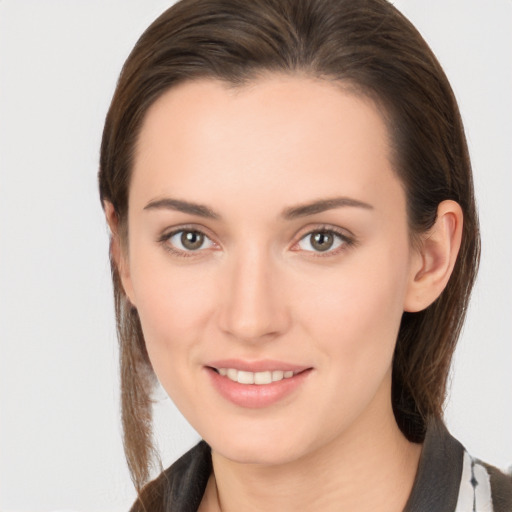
top-left (404, 200), bottom-right (463, 313)
top-left (103, 201), bottom-right (136, 306)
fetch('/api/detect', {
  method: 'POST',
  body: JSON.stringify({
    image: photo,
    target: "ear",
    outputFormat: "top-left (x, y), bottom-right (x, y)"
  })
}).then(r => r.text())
top-left (404, 200), bottom-right (463, 313)
top-left (104, 201), bottom-right (136, 306)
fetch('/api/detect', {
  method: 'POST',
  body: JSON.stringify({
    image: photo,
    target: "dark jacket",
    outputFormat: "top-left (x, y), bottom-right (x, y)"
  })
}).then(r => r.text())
top-left (130, 420), bottom-right (512, 512)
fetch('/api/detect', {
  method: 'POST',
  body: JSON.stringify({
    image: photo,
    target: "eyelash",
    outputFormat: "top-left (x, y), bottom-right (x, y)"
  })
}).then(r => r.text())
top-left (293, 226), bottom-right (355, 257)
top-left (158, 225), bottom-right (217, 259)
top-left (158, 224), bottom-right (355, 259)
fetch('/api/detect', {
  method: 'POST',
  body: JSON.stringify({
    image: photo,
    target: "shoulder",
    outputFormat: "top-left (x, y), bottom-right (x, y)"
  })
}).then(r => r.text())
top-left (129, 440), bottom-right (212, 512)
top-left (485, 462), bottom-right (512, 512)
top-left (404, 418), bottom-right (512, 512)
top-left (458, 451), bottom-right (512, 512)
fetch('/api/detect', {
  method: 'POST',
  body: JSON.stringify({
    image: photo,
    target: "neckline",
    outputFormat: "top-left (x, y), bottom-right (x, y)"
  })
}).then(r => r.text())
top-left (155, 418), bottom-right (464, 512)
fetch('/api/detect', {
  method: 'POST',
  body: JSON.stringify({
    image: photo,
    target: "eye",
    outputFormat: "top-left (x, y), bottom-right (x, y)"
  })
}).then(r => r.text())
top-left (296, 229), bottom-right (350, 254)
top-left (164, 229), bottom-right (215, 254)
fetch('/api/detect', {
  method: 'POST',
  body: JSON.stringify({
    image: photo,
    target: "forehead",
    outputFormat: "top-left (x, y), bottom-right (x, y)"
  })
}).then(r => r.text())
top-left (135, 74), bottom-right (390, 158)
top-left (131, 75), bottom-right (402, 217)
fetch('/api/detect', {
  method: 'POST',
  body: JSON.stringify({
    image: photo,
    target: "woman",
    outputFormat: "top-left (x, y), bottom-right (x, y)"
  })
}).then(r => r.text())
top-left (98, 0), bottom-right (511, 510)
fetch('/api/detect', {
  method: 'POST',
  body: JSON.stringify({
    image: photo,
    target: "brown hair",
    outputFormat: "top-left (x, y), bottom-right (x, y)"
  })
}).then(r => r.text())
top-left (99, 0), bottom-right (480, 498)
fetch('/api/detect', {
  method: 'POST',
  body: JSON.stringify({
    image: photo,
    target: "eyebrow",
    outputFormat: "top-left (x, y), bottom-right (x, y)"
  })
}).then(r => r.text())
top-left (143, 196), bottom-right (373, 220)
top-left (281, 197), bottom-right (373, 220)
top-left (144, 198), bottom-right (220, 219)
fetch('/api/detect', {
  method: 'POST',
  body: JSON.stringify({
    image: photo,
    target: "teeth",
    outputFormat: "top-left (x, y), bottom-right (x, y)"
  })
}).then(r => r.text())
top-left (217, 368), bottom-right (298, 385)
top-left (237, 370), bottom-right (254, 384)
top-left (254, 371), bottom-right (272, 385)
top-left (272, 370), bottom-right (284, 381)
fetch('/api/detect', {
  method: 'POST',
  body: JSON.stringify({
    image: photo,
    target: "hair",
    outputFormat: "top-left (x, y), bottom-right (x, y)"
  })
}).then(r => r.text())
top-left (99, 0), bottom-right (480, 501)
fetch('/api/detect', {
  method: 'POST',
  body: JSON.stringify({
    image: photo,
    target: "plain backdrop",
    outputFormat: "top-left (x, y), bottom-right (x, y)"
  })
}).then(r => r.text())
top-left (0, 1), bottom-right (510, 510)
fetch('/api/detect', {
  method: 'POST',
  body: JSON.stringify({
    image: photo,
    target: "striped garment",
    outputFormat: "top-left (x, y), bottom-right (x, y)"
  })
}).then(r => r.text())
top-left (454, 451), bottom-right (511, 512)
top-left (403, 419), bottom-right (512, 511)
top-left (131, 419), bottom-right (512, 511)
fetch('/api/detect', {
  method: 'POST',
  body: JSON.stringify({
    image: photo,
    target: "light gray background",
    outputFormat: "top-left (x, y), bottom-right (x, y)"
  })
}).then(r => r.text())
top-left (0, 1), bottom-right (510, 510)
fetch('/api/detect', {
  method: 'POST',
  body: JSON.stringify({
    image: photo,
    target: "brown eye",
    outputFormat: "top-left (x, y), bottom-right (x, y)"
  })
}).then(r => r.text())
top-left (311, 232), bottom-right (334, 252)
top-left (164, 229), bottom-right (214, 254)
top-left (297, 229), bottom-right (348, 254)
top-left (181, 231), bottom-right (204, 250)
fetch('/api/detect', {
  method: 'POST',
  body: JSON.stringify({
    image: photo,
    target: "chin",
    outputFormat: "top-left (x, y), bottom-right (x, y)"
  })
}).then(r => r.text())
top-left (204, 421), bottom-right (315, 466)
top-left (214, 441), bottom-right (302, 466)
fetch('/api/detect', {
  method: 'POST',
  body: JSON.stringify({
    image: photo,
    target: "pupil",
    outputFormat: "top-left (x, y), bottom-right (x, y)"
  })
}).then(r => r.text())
top-left (181, 231), bottom-right (204, 250)
top-left (312, 232), bottom-right (333, 251)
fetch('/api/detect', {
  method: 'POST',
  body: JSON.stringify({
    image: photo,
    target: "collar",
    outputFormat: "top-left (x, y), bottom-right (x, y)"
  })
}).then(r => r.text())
top-left (148, 418), bottom-right (465, 512)
top-left (403, 418), bottom-right (464, 512)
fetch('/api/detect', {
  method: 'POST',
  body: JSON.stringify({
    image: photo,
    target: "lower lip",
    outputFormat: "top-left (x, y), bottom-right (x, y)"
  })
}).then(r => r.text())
top-left (206, 367), bottom-right (312, 408)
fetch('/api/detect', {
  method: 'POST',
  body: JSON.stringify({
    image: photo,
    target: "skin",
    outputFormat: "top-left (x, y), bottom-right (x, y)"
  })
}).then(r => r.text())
top-left (107, 75), bottom-right (463, 511)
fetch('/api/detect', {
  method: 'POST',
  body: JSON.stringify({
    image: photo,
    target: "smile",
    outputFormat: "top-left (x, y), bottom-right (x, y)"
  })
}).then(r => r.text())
top-left (215, 368), bottom-right (297, 385)
top-left (206, 362), bottom-right (313, 408)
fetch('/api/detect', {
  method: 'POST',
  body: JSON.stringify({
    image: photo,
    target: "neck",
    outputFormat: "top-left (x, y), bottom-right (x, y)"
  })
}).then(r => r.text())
top-left (202, 388), bottom-right (422, 512)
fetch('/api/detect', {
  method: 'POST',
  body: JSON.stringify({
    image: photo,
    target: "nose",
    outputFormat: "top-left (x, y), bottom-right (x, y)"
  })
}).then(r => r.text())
top-left (217, 244), bottom-right (290, 343)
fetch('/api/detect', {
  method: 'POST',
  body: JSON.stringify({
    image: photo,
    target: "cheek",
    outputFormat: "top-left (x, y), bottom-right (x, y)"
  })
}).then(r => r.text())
top-left (133, 266), bottom-right (217, 346)
top-left (294, 243), bottom-right (410, 375)
top-left (127, 240), bottom-right (220, 384)
top-left (131, 267), bottom-right (220, 417)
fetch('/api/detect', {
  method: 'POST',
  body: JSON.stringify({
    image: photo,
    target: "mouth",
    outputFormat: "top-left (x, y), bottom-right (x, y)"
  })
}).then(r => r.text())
top-left (209, 367), bottom-right (304, 385)
top-left (205, 361), bottom-right (313, 408)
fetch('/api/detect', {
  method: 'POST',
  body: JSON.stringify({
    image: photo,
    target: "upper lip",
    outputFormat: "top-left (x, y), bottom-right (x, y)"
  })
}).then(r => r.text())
top-left (206, 359), bottom-right (311, 373)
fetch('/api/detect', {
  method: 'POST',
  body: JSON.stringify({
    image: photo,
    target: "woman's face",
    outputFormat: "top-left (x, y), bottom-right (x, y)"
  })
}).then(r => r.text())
top-left (120, 76), bottom-right (420, 464)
